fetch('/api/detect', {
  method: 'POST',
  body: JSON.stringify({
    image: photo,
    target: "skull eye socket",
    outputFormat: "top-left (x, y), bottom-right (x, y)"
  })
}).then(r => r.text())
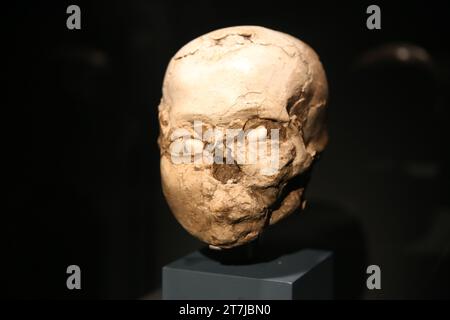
top-left (169, 138), bottom-right (185, 157)
top-left (169, 137), bottom-right (204, 163)
top-left (244, 119), bottom-right (287, 140)
top-left (246, 126), bottom-right (267, 142)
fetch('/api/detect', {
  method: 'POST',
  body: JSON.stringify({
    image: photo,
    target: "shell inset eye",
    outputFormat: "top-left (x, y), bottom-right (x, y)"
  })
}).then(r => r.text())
top-left (183, 138), bottom-right (204, 155)
top-left (247, 126), bottom-right (267, 142)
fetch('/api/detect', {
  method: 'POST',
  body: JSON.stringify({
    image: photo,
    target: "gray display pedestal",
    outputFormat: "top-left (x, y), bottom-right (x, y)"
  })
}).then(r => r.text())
top-left (163, 248), bottom-right (333, 300)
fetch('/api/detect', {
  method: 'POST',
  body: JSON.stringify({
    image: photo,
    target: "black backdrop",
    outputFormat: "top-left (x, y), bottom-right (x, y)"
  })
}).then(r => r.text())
top-left (4, 0), bottom-right (450, 299)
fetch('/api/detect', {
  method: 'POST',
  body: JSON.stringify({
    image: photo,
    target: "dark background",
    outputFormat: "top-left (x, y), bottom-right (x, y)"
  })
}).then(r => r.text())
top-left (4, 0), bottom-right (450, 299)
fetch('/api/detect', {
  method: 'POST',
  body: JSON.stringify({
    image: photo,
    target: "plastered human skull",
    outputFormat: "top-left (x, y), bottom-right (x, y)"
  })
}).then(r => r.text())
top-left (158, 26), bottom-right (328, 249)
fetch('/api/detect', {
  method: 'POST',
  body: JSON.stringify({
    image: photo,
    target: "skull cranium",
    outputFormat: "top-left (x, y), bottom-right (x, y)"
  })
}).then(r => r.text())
top-left (158, 26), bottom-right (328, 249)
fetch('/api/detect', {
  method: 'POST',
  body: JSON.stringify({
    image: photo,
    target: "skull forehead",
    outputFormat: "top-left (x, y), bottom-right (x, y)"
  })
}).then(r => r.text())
top-left (162, 26), bottom-right (311, 125)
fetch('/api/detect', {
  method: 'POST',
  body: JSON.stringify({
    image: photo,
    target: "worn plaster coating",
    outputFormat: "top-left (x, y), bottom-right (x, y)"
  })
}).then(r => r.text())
top-left (158, 26), bottom-right (328, 249)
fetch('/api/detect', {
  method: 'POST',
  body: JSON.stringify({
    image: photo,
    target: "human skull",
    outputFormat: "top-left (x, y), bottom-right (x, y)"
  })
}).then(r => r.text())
top-left (158, 26), bottom-right (328, 249)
